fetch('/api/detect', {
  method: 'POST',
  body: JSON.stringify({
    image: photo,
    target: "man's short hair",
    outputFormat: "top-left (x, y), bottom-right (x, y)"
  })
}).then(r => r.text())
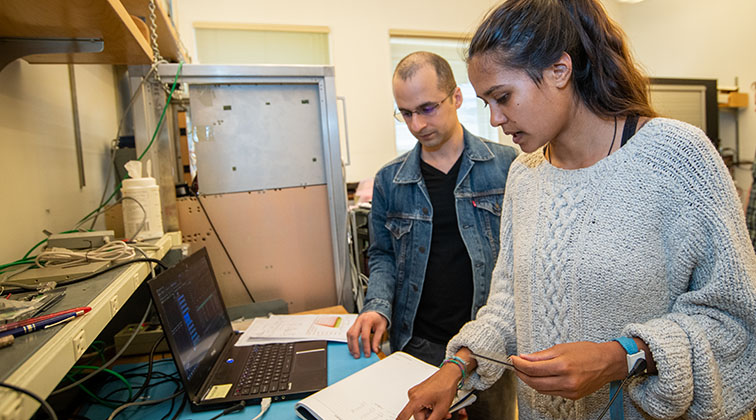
top-left (393, 51), bottom-right (457, 94)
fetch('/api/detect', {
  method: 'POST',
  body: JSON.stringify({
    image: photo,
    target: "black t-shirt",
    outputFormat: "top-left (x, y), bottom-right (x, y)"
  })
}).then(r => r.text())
top-left (413, 155), bottom-right (474, 345)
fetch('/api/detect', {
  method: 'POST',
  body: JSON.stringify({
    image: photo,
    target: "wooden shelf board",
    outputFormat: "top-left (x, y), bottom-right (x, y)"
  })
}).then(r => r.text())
top-left (0, 0), bottom-right (153, 64)
top-left (719, 104), bottom-right (748, 110)
top-left (121, 0), bottom-right (186, 62)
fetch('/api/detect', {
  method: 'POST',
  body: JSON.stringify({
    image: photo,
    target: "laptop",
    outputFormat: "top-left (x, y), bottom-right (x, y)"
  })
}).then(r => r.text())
top-left (147, 247), bottom-right (328, 411)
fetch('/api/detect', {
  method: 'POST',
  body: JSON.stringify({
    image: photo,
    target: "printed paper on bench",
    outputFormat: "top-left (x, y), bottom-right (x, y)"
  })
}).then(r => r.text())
top-left (236, 314), bottom-right (358, 346)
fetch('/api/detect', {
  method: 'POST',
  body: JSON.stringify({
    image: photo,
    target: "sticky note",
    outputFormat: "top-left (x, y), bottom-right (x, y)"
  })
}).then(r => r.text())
top-left (203, 384), bottom-right (232, 400)
top-left (315, 315), bottom-right (341, 328)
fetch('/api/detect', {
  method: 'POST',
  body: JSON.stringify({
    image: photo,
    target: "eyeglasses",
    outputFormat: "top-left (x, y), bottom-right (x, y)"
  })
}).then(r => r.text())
top-left (393, 87), bottom-right (457, 123)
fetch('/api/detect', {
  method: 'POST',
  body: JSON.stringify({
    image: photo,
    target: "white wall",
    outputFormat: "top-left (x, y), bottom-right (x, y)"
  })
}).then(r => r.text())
top-left (173, 0), bottom-right (501, 183)
top-left (600, 0), bottom-right (622, 21)
top-left (2, 0), bottom-right (753, 264)
top-left (0, 61), bottom-right (117, 263)
top-left (609, 0), bottom-right (756, 200)
top-left (175, 0), bottom-right (756, 190)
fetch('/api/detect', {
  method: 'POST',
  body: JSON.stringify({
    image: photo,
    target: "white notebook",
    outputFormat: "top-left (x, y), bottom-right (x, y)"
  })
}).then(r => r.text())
top-left (295, 351), bottom-right (476, 420)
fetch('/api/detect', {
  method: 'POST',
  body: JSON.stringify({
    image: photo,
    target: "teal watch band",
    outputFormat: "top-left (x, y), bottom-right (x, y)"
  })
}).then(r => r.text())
top-left (613, 337), bottom-right (639, 354)
top-left (613, 337), bottom-right (645, 376)
top-left (609, 337), bottom-right (646, 420)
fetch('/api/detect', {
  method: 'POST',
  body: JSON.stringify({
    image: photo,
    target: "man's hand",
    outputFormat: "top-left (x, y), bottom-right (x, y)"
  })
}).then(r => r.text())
top-left (510, 341), bottom-right (627, 400)
top-left (346, 311), bottom-right (388, 358)
top-left (395, 364), bottom-right (460, 420)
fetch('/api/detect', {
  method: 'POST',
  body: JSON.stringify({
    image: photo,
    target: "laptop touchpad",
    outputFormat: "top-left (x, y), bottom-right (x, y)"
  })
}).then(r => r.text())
top-left (294, 348), bottom-right (326, 371)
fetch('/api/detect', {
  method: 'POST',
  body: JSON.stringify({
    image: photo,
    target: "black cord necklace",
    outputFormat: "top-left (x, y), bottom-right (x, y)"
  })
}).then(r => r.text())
top-left (546, 116), bottom-right (618, 164)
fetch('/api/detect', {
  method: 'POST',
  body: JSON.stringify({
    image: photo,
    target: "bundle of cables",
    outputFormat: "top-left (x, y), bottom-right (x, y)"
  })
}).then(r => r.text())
top-left (0, 241), bottom-right (161, 292)
top-left (35, 241), bottom-right (138, 268)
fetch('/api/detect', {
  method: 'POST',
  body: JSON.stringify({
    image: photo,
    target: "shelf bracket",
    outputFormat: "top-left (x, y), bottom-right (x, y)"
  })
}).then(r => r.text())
top-left (0, 37), bottom-right (104, 70)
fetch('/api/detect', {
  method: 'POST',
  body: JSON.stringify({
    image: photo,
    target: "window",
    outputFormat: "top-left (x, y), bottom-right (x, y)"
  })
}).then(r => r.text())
top-left (194, 23), bottom-right (330, 65)
top-left (390, 34), bottom-right (501, 154)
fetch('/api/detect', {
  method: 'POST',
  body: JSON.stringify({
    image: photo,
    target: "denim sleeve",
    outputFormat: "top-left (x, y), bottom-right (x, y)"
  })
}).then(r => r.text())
top-left (361, 176), bottom-right (395, 328)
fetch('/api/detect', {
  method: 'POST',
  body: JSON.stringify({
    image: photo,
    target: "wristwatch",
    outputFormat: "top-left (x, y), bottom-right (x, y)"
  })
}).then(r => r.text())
top-left (613, 337), bottom-right (646, 377)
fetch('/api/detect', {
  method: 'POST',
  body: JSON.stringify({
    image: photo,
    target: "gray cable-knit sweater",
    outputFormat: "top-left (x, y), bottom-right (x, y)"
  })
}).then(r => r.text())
top-left (447, 118), bottom-right (756, 420)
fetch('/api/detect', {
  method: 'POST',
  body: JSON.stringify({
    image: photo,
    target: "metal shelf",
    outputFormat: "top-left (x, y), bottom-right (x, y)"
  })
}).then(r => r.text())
top-left (0, 233), bottom-right (182, 420)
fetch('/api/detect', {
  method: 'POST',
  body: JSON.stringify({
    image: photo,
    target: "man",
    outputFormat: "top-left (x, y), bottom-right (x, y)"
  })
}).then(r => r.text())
top-left (346, 51), bottom-right (517, 418)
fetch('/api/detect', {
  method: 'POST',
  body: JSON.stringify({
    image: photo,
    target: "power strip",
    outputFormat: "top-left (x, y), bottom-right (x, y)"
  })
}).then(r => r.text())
top-left (47, 230), bottom-right (115, 249)
top-left (6, 261), bottom-right (110, 286)
top-left (114, 323), bottom-right (169, 356)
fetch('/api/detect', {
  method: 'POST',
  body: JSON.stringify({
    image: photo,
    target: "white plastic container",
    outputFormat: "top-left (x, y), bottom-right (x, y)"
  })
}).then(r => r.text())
top-left (121, 161), bottom-right (164, 241)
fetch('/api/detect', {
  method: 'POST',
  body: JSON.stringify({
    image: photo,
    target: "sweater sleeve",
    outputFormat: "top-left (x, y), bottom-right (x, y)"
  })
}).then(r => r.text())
top-left (623, 124), bottom-right (756, 420)
top-left (446, 166), bottom-right (519, 390)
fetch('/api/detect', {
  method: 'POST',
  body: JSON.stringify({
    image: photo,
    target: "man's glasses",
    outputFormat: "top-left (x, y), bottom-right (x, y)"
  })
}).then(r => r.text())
top-left (393, 87), bottom-right (457, 123)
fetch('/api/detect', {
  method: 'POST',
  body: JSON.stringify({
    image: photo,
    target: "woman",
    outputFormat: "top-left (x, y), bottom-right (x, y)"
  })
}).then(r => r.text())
top-left (396, 0), bottom-right (756, 419)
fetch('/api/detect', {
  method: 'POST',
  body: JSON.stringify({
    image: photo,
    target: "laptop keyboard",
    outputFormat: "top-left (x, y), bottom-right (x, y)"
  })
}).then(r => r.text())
top-left (233, 343), bottom-right (295, 396)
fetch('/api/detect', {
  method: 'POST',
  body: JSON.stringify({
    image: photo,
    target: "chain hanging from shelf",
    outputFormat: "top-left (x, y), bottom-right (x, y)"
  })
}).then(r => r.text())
top-left (148, 0), bottom-right (164, 64)
top-left (147, 0), bottom-right (174, 96)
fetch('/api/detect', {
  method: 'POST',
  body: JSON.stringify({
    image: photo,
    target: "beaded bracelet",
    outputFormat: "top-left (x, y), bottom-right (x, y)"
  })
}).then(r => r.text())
top-left (440, 356), bottom-right (467, 389)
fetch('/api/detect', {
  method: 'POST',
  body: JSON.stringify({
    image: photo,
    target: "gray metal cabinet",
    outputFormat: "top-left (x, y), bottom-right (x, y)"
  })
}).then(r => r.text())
top-left (132, 64), bottom-right (349, 312)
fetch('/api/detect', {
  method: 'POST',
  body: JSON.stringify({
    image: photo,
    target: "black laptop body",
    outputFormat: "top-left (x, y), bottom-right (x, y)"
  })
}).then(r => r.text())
top-left (147, 247), bottom-right (328, 411)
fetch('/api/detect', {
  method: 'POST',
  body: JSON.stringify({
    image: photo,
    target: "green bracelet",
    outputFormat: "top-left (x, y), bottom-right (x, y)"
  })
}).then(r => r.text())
top-left (441, 357), bottom-right (467, 389)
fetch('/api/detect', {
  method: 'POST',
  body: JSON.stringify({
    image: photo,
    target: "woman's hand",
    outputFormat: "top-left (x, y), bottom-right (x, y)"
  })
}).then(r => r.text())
top-left (510, 341), bottom-right (627, 400)
top-left (395, 363), bottom-right (460, 420)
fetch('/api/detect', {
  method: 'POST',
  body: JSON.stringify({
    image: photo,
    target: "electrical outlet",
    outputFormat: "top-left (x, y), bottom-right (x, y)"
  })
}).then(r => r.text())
top-left (72, 330), bottom-right (86, 359)
top-left (131, 272), bottom-right (141, 291)
top-left (0, 393), bottom-right (22, 420)
top-left (110, 296), bottom-right (119, 316)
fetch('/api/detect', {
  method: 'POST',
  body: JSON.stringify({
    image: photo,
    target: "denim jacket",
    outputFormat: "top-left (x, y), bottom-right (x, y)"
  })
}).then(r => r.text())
top-left (363, 126), bottom-right (517, 352)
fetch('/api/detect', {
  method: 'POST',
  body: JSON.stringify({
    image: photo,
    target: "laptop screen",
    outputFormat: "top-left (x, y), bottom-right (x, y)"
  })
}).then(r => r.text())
top-left (150, 248), bottom-right (233, 392)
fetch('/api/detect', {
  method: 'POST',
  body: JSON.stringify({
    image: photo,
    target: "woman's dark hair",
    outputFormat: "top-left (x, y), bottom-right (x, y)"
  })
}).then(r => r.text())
top-left (468, 0), bottom-right (656, 118)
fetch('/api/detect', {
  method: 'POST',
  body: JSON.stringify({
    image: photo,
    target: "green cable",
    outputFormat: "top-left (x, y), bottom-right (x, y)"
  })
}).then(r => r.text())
top-left (87, 341), bottom-right (107, 363)
top-left (88, 340), bottom-right (105, 351)
top-left (22, 239), bottom-right (47, 260)
top-left (138, 61), bottom-right (183, 162)
top-left (66, 373), bottom-right (120, 409)
top-left (77, 61), bottom-right (183, 225)
top-left (2, 237), bottom-right (68, 274)
top-left (18, 229), bottom-right (85, 263)
top-left (71, 365), bottom-right (134, 401)
top-left (13, 62), bottom-right (185, 262)
top-left (0, 259), bottom-right (35, 272)
top-left (88, 340), bottom-right (107, 353)
top-left (76, 185), bottom-right (120, 230)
